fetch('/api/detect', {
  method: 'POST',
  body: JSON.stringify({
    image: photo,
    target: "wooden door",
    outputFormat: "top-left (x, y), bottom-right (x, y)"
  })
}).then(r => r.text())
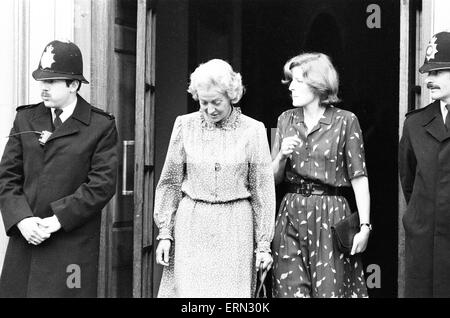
top-left (93, 0), bottom-right (138, 298)
top-left (92, 0), bottom-right (155, 298)
top-left (134, 0), bottom-right (156, 298)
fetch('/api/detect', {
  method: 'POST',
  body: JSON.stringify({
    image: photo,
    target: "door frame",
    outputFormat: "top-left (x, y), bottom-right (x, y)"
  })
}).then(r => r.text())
top-left (90, 0), bottom-right (156, 298)
top-left (134, 0), bottom-right (157, 298)
top-left (90, 0), bottom-right (115, 298)
top-left (398, 0), bottom-right (433, 298)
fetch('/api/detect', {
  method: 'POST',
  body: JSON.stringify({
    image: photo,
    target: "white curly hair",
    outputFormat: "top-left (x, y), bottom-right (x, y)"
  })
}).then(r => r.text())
top-left (187, 59), bottom-right (244, 104)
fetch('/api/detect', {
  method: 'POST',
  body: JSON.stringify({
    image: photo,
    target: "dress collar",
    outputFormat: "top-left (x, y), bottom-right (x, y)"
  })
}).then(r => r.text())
top-left (200, 107), bottom-right (242, 130)
top-left (295, 105), bottom-right (333, 125)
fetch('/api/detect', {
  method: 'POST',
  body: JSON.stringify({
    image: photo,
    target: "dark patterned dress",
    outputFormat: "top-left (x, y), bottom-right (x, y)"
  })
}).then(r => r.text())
top-left (271, 106), bottom-right (369, 298)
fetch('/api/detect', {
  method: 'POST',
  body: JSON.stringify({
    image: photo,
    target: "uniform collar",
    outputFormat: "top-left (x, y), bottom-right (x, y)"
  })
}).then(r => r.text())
top-left (70, 94), bottom-right (91, 125)
top-left (421, 100), bottom-right (450, 142)
top-left (440, 100), bottom-right (449, 117)
top-left (31, 94), bottom-right (91, 126)
top-left (421, 100), bottom-right (442, 126)
top-left (52, 97), bottom-right (77, 123)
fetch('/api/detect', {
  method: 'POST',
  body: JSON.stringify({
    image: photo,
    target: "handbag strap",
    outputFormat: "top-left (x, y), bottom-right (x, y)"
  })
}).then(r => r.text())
top-left (255, 268), bottom-right (268, 298)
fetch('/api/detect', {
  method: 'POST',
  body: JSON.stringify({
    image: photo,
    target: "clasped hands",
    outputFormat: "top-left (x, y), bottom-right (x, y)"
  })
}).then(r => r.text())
top-left (17, 215), bottom-right (61, 245)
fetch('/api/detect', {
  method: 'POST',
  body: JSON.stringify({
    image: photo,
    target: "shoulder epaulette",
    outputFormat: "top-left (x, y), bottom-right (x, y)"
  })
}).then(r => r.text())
top-left (405, 107), bottom-right (426, 117)
top-left (91, 107), bottom-right (115, 120)
top-left (16, 103), bottom-right (39, 112)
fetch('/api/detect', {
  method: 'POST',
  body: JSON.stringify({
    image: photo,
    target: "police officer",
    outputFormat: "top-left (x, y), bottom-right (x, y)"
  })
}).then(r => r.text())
top-left (400, 31), bottom-right (450, 297)
top-left (0, 40), bottom-right (118, 297)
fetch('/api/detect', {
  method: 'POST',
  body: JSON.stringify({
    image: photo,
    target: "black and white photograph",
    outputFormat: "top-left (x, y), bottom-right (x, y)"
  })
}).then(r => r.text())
top-left (0, 0), bottom-right (450, 306)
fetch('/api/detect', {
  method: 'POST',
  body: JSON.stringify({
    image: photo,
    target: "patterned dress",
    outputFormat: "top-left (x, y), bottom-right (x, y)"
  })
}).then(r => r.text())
top-left (271, 106), bottom-right (369, 298)
top-left (154, 107), bottom-right (275, 298)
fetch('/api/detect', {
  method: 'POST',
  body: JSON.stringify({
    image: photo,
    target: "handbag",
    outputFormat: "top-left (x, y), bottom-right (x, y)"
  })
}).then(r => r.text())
top-left (331, 212), bottom-right (360, 255)
top-left (254, 268), bottom-right (268, 298)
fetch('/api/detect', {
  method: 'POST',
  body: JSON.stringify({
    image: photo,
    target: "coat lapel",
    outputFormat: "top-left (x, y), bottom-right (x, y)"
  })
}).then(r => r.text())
top-left (46, 119), bottom-right (80, 142)
top-left (30, 103), bottom-right (53, 133)
top-left (423, 101), bottom-right (448, 142)
top-left (70, 95), bottom-right (91, 126)
top-left (46, 95), bottom-right (91, 143)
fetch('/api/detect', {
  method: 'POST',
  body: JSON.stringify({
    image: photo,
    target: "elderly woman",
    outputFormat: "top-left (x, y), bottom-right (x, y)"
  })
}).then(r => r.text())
top-left (154, 59), bottom-right (275, 298)
top-left (271, 53), bottom-right (371, 298)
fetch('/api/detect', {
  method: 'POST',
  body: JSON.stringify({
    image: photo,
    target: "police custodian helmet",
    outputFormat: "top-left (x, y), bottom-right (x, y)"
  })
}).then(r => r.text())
top-left (32, 40), bottom-right (89, 84)
top-left (419, 31), bottom-right (450, 74)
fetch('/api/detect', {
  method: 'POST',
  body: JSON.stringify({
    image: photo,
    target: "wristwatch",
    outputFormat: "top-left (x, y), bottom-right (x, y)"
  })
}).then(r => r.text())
top-left (360, 223), bottom-right (373, 231)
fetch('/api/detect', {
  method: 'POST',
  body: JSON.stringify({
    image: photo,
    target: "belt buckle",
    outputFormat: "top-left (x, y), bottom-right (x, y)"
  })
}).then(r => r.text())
top-left (300, 182), bottom-right (312, 197)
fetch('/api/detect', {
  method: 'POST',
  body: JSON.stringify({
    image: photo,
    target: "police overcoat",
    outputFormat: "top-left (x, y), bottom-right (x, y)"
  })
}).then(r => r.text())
top-left (0, 95), bottom-right (118, 297)
top-left (399, 100), bottom-right (450, 297)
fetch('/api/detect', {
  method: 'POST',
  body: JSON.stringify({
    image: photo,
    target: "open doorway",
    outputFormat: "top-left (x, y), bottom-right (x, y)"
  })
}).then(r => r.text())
top-left (152, 0), bottom-right (399, 298)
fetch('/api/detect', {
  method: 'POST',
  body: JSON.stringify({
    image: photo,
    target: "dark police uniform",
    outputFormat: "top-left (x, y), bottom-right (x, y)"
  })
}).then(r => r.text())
top-left (0, 40), bottom-right (118, 297)
top-left (399, 31), bottom-right (450, 297)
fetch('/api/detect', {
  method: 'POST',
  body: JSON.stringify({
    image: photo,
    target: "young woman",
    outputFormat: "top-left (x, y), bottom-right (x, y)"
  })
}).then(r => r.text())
top-left (271, 53), bottom-right (371, 298)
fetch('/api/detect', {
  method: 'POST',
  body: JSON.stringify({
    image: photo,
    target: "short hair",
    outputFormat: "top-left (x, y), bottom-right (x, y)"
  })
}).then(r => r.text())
top-left (187, 59), bottom-right (244, 104)
top-left (282, 52), bottom-right (340, 105)
top-left (65, 79), bottom-right (82, 92)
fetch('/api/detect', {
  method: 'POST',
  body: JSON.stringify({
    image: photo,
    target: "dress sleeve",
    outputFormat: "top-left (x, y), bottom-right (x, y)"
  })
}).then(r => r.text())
top-left (398, 117), bottom-right (416, 203)
top-left (271, 113), bottom-right (284, 160)
top-left (249, 122), bottom-right (276, 253)
top-left (153, 116), bottom-right (185, 241)
top-left (344, 113), bottom-right (368, 180)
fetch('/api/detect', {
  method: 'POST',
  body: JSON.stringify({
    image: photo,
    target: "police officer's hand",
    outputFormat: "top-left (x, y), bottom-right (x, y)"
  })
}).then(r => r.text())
top-left (278, 135), bottom-right (302, 160)
top-left (17, 217), bottom-right (51, 245)
top-left (255, 251), bottom-right (273, 272)
top-left (350, 226), bottom-right (370, 255)
top-left (156, 239), bottom-right (171, 266)
top-left (38, 215), bottom-right (62, 234)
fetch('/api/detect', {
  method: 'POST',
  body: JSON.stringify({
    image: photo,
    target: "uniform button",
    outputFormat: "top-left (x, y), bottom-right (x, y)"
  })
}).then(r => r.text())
top-left (215, 163), bottom-right (221, 171)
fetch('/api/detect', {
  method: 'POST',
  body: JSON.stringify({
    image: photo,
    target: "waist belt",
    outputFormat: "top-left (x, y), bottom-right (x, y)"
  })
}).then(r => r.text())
top-left (285, 180), bottom-right (343, 197)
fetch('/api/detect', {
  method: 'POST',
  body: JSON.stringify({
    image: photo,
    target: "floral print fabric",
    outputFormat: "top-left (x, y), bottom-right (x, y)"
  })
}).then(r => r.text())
top-left (271, 106), bottom-right (368, 298)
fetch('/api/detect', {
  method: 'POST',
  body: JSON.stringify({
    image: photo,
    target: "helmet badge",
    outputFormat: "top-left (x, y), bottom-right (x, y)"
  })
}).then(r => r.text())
top-left (426, 36), bottom-right (439, 61)
top-left (40, 45), bottom-right (56, 69)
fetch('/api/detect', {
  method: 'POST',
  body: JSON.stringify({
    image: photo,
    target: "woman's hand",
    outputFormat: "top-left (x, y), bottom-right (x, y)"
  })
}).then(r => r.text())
top-left (273, 135), bottom-right (302, 184)
top-left (255, 252), bottom-right (273, 272)
top-left (156, 239), bottom-right (171, 266)
top-left (277, 136), bottom-right (301, 160)
top-left (350, 226), bottom-right (370, 255)
top-left (350, 176), bottom-right (370, 256)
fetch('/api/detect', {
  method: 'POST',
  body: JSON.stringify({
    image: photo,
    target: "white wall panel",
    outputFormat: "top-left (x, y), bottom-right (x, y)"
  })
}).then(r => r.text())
top-left (74, 0), bottom-right (91, 101)
top-left (433, 0), bottom-right (450, 33)
top-left (0, 0), bottom-right (16, 276)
